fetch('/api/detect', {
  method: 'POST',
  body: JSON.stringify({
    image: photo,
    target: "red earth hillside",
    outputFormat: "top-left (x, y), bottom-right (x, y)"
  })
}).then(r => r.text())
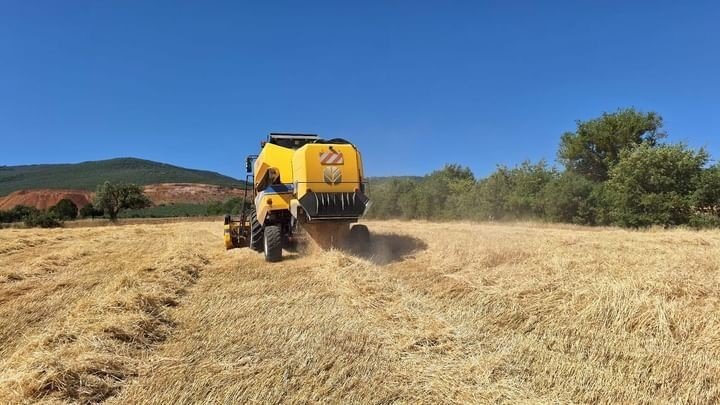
top-left (0, 183), bottom-right (248, 211)
top-left (0, 189), bottom-right (93, 211)
top-left (142, 183), bottom-right (248, 205)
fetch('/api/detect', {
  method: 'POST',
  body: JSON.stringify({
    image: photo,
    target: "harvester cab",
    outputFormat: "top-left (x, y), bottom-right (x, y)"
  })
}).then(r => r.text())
top-left (224, 133), bottom-right (371, 262)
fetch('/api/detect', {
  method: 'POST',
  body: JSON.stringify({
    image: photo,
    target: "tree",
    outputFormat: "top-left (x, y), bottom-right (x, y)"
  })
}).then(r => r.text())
top-left (541, 171), bottom-right (598, 224)
top-left (24, 211), bottom-right (62, 228)
top-left (417, 165), bottom-right (475, 220)
top-left (79, 203), bottom-right (104, 219)
top-left (396, 184), bottom-right (420, 219)
top-left (604, 143), bottom-right (707, 227)
top-left (50, 199), bottom-right (78, 220)
top-left (366, 179), bottom-right (418, 219)
top-left (206, 201), bottom-right (225, 216)
top-left (94, 181), bottom-right (151, 220)
top-left (558, 108), bottom-right (666, 182)
top-left (476, 166), bottom-right (513, 220)
top-left (0, 205), bottom-right (40, 223)
top-left (504, 160), bottom-right (556, 218)
top-left (222, 197), bottom-right (248, 215)
top-left (693, 164), bottom-right (720, 215)
top-left (473, 161), bottom-right (555, 220)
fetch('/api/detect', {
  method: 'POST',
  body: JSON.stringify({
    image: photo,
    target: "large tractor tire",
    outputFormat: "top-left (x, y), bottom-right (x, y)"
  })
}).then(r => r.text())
top-left (264, 225), bottom-right (283, 262)
top-left (348, 224), bottom-right (370, 254)
top-left (249, 207), bottom-right (264, 252)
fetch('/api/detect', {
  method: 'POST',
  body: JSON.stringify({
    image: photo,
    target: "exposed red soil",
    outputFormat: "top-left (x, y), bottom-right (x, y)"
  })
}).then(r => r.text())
top-left (0, 190), bottom-right (93, 211)
top-left (0, 183), bottom-right (247, 210)
top-left (142, 183), bottom-right (247, 205)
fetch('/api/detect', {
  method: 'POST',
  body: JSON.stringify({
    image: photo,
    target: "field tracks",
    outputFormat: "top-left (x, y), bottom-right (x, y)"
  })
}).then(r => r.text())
top-left (0, 225), bottom-right (211, 403)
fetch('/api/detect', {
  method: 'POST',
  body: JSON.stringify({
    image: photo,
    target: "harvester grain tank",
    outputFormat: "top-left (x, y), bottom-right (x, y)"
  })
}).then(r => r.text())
top-left (224, 133), bottom-right (371, 261)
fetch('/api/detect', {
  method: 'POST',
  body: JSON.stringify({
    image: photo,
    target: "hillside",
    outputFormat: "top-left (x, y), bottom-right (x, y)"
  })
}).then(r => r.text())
top-left (0, 183), bottom-right (249, 211)
top-left (0, 158), bottom-right (244, 196)
top-left (0, 189), bottom-right (93, 211)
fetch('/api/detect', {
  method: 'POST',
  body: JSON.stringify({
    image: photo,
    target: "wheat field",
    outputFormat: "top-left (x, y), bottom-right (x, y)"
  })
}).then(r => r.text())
top-left (0, 220), bottom-right (719, 404)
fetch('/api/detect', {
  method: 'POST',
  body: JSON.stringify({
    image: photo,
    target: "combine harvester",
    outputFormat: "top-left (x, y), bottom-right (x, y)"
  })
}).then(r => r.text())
top-left (224, 133), bottom-right (371, 262)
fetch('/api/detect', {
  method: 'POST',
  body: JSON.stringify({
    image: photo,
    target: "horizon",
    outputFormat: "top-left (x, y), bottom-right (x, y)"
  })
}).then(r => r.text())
top-left (2, 1), bottom-right (719, 178)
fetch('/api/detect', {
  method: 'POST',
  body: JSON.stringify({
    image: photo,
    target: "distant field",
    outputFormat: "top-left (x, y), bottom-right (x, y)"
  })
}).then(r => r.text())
top-left (0, 221), bottom-right (718, 403)
top-left (119, 202), bottom-right (217, 218)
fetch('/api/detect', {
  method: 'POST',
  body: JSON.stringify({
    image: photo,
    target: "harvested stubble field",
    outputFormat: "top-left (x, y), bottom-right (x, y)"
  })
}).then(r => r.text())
top-left (1, 220), bottom-right (719, 404)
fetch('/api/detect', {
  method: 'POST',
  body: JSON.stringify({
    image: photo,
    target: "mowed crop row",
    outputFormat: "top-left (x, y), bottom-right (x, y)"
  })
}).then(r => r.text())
top-left (1, 220), bottom-right (719, 403)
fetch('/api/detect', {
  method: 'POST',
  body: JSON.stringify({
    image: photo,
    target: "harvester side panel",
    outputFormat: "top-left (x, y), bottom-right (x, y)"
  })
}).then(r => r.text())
top-left (255, 185), bottom-right (293, 224)
top-left (254, 143), bottom-right (295, 188)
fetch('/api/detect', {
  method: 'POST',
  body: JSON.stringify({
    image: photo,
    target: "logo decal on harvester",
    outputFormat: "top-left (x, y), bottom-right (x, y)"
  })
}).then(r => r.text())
top-left (320, 150), bottom-right (344, 165)
top-left (324, 166), bottom-right (342, 185)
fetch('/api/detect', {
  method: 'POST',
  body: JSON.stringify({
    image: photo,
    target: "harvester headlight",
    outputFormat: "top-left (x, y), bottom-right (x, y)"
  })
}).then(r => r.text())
top-left (267, 198), bottom-right (273, 206)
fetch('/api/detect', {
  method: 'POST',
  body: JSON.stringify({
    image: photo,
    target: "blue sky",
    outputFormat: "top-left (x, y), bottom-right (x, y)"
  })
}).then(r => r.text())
top-left (1, 1), bottom-right (719, 179)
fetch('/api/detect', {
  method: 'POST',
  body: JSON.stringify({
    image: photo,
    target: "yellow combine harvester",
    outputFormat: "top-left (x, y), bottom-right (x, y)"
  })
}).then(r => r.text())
top-left (224, 133), bottom-right (371, 262)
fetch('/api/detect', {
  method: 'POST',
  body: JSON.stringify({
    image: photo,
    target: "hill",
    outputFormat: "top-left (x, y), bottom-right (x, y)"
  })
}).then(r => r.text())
top-left (0, 183), bottom-right (250, 211)
top-left (0, 189), bottom-right (93, 211)
top-left (0, 158), bottom-right (244, 196)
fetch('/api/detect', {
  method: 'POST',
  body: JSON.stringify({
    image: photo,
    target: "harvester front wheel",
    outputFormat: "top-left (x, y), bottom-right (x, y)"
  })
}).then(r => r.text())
top-left (348, 224), bottom-right (370, 254)
top-left (264, 225), bottom-right (283, 262)
top-left (249, 207), bottom-right (264, 252)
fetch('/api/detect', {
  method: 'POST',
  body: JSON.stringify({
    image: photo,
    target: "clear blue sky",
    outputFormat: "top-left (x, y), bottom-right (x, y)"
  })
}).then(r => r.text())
top-left (2, 1), bottom-right (719, 179)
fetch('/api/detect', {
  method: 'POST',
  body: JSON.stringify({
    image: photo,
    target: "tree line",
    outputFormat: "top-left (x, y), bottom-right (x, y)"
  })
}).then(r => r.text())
top-left (366, 108), bottom-right (720, 228)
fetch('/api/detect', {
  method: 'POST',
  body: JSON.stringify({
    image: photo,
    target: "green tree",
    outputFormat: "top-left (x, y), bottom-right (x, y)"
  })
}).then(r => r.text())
top-left (24, 211), bottom-right (62, 228)
top-left (50, 199), bottom-right (78, 220)
top-left (416, 165), bottom-right (475, 220)
top-left (366, 179), bottom-right (418, 219)
top-left (693, 164), bottom-right (720, 215)
top-left (559, 108), bottom-right (666, 182)
top-left (396, 185), bottom-right (420, 219)
top-left (94, 181), bottom-right (151, 220)
top-left (206, 201), bottom-right (225, 216)
top-left (541, 171), bottom-right (598, 224)
top-left (79, 203), bottom-right (104, 219)
top-left (605, 143), bottom-right (707, 227)
top-left (0, 205), bottom-right (40, 223)
top-left (474, 161), bottom-right (555, 220)
top-left (476, 166), bottom-right (513, 220)
top-left (505, 161), bottom-right (556, 218)
top-left (222, 197), bottom-right (250, 215)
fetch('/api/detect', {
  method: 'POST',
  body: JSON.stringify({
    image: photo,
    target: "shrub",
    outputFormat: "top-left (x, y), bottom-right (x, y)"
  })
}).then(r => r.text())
top-left (51, 199), bottom-right (78, 220)
top-left (0, 205), bottom-right (40, 223)
top-left (24, 212), bottom-right (62, 228)
top-left (542, 172), bottom-right (597, 224)
top-left (605, 143), bottom-right (708, 227)
top-left (79, 203), bottom-right (104, 219)
top-left (689, 213), bottom-right (720, 229)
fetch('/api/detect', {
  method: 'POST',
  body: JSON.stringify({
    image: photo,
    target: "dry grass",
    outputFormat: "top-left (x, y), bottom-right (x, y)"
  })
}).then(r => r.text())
top-left (1, 220), bottom-right (719, 403)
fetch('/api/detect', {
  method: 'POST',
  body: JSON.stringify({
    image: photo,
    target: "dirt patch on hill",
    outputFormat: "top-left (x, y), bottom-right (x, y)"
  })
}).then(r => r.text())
top-left (0, 190), bottom-right (93, 210)
top-left (0, 184), bottom-right (247, 210)
top-left (143, 183), bottom-right (247, 204)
